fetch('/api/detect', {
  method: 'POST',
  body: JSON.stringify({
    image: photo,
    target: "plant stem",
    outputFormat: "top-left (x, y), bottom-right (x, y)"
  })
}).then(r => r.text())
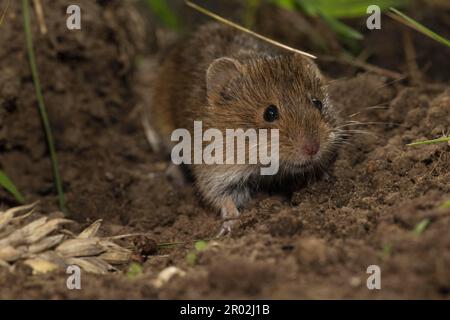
top-left (407, 136), bottom-right (450, 146)
top-left (441, 200), bottom-right (450, 209)
top-left (157, 239), bottom-right (212, 248)
top-left (23, 0), bottom-right (67, 214)
top-left (184, 0), bottom-right (316, 59)
top-left (0, 0), bottom-right (11, 26)
top-left (389, 8), bottom-right (450, 48)
top-left (0, 170), bottom-right (25, 203)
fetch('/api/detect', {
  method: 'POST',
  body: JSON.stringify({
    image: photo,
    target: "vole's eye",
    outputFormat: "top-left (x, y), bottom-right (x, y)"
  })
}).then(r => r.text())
top-left (264, 105), bottom-right (279, 122)
top-left (311, 98), bottom-right (323, 112)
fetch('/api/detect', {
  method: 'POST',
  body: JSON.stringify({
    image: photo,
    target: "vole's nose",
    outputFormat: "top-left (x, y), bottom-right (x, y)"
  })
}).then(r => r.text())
top-left (302, 140), bottom-right (320, 156)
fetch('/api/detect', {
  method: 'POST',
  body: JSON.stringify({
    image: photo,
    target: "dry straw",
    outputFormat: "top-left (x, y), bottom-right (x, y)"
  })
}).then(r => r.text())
top-left (185, 0), bottom-right (317, 59)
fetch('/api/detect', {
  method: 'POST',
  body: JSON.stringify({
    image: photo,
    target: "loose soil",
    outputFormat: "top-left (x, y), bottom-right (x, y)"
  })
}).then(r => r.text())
top-left (0, 0), bottom-right (449, 299)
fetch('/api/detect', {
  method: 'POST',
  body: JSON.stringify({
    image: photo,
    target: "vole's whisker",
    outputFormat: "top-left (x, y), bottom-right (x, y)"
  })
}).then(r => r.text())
top-left (331, 140), bottom-right (354, 147)
top-left (374, 76), bottom-right (407, 91)
top-left (347, 104), bottom-right (391, 118)
top-left (366, 105), bottom-right (390, 110)
top-left (334, 127), bottom-right (380, 137)
top-left (341, 130), bottom-right (381, 138)
top-left (336, 121), bottom-right (399, 129)
top-left (324, 76), bottom-right (350, 87)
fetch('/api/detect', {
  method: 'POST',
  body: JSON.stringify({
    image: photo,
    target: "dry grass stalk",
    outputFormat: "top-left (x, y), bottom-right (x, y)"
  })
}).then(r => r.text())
top-left (185, 0), bottom-right (317, 59)
top-left (32, 0), bottom-right (47, 34)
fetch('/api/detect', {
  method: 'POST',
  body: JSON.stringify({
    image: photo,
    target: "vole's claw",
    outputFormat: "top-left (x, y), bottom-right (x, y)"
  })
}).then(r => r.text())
top-left (216, 197), bottom-right (241, 237)
top-left (216, 219), bottom-right (240, 237)
top-left (216, 220), bottom-right (233, 237)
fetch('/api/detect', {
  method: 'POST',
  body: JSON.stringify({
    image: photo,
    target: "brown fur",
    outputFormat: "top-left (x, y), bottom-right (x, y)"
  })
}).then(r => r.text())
top-left (149, 23), bottom-right (342, 211)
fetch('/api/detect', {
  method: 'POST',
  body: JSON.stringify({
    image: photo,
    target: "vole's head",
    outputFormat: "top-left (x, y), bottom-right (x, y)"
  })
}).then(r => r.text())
top-left (206, 53), bottom-right (342, 172)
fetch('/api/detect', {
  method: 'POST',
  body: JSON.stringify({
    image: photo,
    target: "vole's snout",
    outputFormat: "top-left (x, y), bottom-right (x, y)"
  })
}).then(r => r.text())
top-left (302, 140), bottom-right (320, 157)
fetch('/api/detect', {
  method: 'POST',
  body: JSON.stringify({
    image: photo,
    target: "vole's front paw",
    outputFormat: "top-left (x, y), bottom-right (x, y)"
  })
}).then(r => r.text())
top-left (216, 197), bottom-right (241, 237)
top-left (217, 219), bottom-right (239, 237)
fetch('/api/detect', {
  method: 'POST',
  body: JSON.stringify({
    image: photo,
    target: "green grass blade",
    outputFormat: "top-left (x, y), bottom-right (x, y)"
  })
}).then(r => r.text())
top-left (146, 0), bottom-right (180, 30)
top-left (274, 0), bottom-right (296, 10)
top-left (23, 0), bottom-right (66, 213)
top-left (381, 243), bottom-right (393, 259)
top-left (440, 200), bottom-right (450, 209)
top-left (243, 0), bottom-right (263, 27)
top-left (295, 0), bottom-right (408, 18)
top-left (407, 136), bottom-right (450, 146)
top-left (413, 219), bottom-right (430, 236)
top-left (320, 13), bottom-right (364, 40)
top-left (0, 170), bottom-right (25, 203)
top-left (127, 263), bottom-right (143, 278)
top-left (312, 0), bottom-right (408, 18)
top-left (389, 8), bottom-right (450, 48)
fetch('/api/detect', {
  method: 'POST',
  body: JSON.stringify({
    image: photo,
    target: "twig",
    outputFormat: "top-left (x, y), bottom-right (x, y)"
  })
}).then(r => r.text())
top-left (23, 0), bottom-right (67, 214)
top-left (32, 0), bottom-right (47, 35)
top-left (106, 233), bottom-right (152, 240)
top-left (158, 238), bottom-right (213, 248)
top-left (0, 0), bottom-right (11, 26)
top-left (402, 28), bottom-right (421, 85)
top-left (184, 0), bottom-right (316, 59)
top-left (320, 54), bottom-right (404, 80)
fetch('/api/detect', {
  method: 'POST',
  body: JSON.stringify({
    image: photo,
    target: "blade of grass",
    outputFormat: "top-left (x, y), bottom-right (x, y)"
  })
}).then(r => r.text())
top-left (389, 8), bottom-right (450, 48)
top-left (320, 13), bottom-right (363, 40)
top-left (0, 170), bottom-right (25, 203)
top-left (23, 0), bottom-right (66, 213)
top-left (274, 0), bottom-right (296, 10)
top-left (407, 136), bottom-right (450, 146)
top-left (145, 0), bottom-right (180, 30)
top-left (243, 0), bottom-right (263, 27)
top-left (413, 218), bottom-right (430, 236)
top-left (440, 200), bottom-right (450, 209)
top-left (380, 243), bottom-right (393, 259)
top-left (296, 0), bottom-right (409, 18)
top-left (274, 0), bottom-right (408, 43)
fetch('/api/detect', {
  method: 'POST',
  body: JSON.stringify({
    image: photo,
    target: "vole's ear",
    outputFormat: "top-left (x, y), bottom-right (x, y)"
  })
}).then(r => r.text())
top-left (292, 53), bottom-right (322, 79)
top-left (206, 57), bottom-right (242, 103)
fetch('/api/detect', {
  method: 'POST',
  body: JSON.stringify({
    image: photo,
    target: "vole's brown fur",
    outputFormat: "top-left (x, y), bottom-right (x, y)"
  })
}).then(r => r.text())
top-left (149, 23), bottom-right (343, 234)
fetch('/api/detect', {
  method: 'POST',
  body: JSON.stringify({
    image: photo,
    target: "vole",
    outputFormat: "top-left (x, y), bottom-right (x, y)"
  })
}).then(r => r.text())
top-left (147, 23), bottom-right (343, 235)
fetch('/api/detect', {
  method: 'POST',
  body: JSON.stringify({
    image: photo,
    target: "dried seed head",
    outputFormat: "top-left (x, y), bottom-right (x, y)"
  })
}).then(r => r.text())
top-left (1, 203), bottom-right (135, 275)
top-left (29, 234), bottom-right (66, 254)
top-left (0, 201), bottom-right (39, 232)
top-left (78, 220), bottom-right (103, 239)
top-left (65, 257), bottom-right (116, 274)
top-left (0, 246), bottom-right (25, 262)
top-left (24, 258), bottom-right (59, 275)
top-left (56, 238), bottom-right (106, 257)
